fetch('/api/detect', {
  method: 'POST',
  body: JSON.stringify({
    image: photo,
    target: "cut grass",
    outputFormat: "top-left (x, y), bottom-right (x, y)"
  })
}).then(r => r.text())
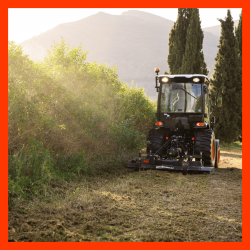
top-left (8, 148), bottom-right (242, 242)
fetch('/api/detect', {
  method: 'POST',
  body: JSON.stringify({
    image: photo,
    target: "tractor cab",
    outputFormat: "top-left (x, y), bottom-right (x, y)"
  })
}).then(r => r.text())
top-left (155, 68), bottom-right (212, 129)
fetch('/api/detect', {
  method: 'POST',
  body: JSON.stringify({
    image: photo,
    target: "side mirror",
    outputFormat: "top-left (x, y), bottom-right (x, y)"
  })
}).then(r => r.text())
top-left (155, 76), bottom-right (159, 92)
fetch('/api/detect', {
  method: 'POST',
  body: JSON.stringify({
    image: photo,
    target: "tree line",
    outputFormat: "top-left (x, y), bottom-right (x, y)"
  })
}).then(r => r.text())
top-left (167, 8), bottom-right (242, 143)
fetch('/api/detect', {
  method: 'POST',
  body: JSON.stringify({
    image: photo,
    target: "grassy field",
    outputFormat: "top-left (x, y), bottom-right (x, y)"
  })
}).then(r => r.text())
top-left (8, 146), bottom-right (242, 242)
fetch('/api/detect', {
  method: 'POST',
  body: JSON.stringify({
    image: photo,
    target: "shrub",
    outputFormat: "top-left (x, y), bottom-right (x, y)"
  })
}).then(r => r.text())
top-left (8, 39), bottom-right (156, 199)
top-left (8, 138), bottom-right (53, 198)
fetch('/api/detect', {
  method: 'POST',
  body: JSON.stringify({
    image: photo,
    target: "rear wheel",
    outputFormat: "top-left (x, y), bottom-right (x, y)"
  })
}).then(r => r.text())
top-left (194, 129), bottom-right (216, 167)
top-left (146, 129), bottom-right (166, 155)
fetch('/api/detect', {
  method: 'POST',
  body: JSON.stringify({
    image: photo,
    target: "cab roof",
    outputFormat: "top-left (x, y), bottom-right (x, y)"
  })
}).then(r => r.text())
top-left (158, 74), bottom-right (210, 83)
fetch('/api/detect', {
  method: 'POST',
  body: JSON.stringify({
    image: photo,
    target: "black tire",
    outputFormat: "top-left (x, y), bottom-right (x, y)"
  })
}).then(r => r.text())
top-left (146, 129), bottom-right (166, 155)
top-left (194, 129), bottom-right (216, 167)
top-left (215, 139), bottom-right (220, 168)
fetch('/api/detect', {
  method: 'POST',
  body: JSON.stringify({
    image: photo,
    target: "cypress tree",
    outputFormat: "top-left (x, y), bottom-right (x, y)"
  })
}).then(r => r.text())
top-left (235, 11), bottom-right (242, 137)
top-left (181, 8), bottom-right (208, 75)
top-left (235, 11), bottom-right (242, 56)
top-left (210, 9), bottom-right (241, 143)
top-left (168, 8), bottom-right (208, 75)
top-left (168, 8), bottom-right (191, 74)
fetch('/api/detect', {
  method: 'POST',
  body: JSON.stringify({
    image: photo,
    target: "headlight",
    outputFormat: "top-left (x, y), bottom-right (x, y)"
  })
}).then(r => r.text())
top-left (161, 77), bottom-right (168, 82)
top-left (193, 78), bottom-right (200, 82)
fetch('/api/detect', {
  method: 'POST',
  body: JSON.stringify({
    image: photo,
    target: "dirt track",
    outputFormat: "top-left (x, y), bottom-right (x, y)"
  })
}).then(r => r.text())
top-left (8, 147), bottom-right (242, 242)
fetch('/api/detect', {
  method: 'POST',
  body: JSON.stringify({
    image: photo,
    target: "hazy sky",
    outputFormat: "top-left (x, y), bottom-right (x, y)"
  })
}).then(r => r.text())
top-left (8, 8), bottom-right (242, 44)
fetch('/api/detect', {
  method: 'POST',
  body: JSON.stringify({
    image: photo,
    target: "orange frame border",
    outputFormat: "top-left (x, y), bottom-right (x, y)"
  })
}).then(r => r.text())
top-left (4, 1), bottom-right (246, 249)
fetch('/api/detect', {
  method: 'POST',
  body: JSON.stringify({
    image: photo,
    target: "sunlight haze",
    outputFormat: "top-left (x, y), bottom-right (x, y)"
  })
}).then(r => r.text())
top-left (8, 8), bottom-right (242, 44)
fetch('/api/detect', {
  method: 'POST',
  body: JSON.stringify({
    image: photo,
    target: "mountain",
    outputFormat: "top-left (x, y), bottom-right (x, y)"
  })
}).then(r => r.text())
top-left (19, 10), bottom-right (239, 100)
top-left (203, 20), bottom-right (239, 37)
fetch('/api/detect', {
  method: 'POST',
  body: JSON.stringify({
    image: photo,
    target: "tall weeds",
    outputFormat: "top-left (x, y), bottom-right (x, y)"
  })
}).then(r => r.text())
top-left (8, 40), bottom-right (156, 199)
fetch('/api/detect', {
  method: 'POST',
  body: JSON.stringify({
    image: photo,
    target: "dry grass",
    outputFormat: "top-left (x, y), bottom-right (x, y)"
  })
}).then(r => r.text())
top-left (8, 147), bottom-right (242, 242)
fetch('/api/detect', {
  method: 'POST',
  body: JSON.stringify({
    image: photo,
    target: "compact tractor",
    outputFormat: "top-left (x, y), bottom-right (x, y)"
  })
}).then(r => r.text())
top-left (125, 68), bottom-right (220, 174)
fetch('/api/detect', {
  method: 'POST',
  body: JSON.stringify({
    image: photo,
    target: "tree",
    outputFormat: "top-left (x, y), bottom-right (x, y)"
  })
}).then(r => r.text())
top-left (235, 11), bottom-right (242, 57)
top-left (168, 8), bottom-right (208, 75)
top-left (210, 9), bottom-right (241, 143)
top-left (235, 11), bottom-right (242, 136)
top-left (181, 8), bottom-right (208, 75)
top-left (168, 8), bottom-right (191, 74)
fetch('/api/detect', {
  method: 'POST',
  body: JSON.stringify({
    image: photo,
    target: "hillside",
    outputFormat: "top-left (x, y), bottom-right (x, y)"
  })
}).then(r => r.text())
top-left (19, 10), bottom-right (239, 100)
top-left (203, 19), bottom-right (239, 37)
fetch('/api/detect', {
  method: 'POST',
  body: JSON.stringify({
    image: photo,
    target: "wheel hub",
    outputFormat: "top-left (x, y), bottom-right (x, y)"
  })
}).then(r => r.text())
top-left (217, 149), bottom-right (220, 163)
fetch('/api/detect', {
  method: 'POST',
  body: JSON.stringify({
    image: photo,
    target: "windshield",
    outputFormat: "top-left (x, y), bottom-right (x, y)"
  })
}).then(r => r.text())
top-left (161, 83), bottom-right (202, 113)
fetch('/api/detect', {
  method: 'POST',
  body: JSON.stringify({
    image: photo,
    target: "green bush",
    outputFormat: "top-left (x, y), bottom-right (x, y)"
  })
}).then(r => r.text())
top-left (220, 141), bottom-right (242, 149)
top-left (8, 138), bottom-right (92, 198)
top-left (8, 39), bottom-right (156, 199)
top-left (8, 138), bottom-right (53, 198)
top-left (111, 119), bottom-right (146, 152)
top-left (53, 150), bottom-right (93, 181)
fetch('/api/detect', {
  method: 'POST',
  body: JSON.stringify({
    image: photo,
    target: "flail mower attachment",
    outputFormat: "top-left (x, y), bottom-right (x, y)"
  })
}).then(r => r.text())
top-left (124, 155), bottom-right (214, 175)
top-left (124, 136), bottom-right (215, 175)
